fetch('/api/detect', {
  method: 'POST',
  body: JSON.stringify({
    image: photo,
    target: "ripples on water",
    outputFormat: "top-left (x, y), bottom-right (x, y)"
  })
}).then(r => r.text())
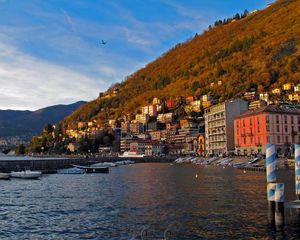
top-left (0, 163), bottom-right (300, 239)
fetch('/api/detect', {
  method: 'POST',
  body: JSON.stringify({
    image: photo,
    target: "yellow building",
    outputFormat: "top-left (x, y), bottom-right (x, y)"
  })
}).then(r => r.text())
top-left (271, 88), bottom-right (281, 95)
top-left (283, 83), bottom-right (292, 91)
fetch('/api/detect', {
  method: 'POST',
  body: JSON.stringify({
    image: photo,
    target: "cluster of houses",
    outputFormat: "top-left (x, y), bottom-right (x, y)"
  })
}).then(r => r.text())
top-left (65, 83), bottom-right (300, 157)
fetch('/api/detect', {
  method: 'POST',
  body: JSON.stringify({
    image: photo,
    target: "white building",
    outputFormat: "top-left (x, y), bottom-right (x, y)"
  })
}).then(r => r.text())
top-left (204, 98), bottom-right (248, 155)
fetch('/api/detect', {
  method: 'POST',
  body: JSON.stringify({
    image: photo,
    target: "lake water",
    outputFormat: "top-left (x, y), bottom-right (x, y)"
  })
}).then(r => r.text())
top-left (0, 163), bottom-right (299, 239)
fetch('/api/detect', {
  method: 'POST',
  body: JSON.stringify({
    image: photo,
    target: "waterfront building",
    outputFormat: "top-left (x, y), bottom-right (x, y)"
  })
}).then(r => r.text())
top-left (294, 84), bottom-right (300, 92)
top-left (145, 142), bottom-right (165, 156)
top-left (120, 136), bottom-right (135, 152)
top-left (204, 98), bottom-right (248, 155)
top-left (196, 134), bottom-right (205, 156)
top-left (234, 105), bottom-right (300, 155)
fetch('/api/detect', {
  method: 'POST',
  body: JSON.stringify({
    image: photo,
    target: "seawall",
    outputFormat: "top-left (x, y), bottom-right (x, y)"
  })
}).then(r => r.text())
top-left (0, 156), bottom-right (176, 173)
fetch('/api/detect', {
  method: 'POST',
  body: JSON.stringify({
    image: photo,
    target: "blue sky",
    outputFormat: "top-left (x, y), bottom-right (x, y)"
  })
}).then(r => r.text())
top-left (0, 0), bottom-right (270, 110)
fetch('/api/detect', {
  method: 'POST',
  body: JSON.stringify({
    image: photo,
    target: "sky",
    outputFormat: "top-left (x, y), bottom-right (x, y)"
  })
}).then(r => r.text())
top-left (0, 0), bottom-right (271, 110)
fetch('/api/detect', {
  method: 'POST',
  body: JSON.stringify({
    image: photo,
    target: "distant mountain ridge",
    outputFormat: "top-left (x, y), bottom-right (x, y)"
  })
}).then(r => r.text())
top-left (0, 101), bottom-right (86, 142)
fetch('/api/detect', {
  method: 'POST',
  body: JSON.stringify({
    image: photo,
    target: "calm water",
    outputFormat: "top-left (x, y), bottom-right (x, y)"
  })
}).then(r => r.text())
top-left (0, 163), bottom-right (300, 239)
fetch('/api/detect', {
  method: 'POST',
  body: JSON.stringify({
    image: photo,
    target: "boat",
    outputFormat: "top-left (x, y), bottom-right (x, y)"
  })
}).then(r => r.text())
top-left (0, 173), bottom-right (10, 180)
top-left (72, 165), bottom-right (109, 174)
top-left (90, 162), bottom-right (118, 167)
top-left (118, 151), bottom-right (144, 158)
top-left (10, 170), bottom-right (42, 179)
top-left (57, 167), bottom-right (86, 174)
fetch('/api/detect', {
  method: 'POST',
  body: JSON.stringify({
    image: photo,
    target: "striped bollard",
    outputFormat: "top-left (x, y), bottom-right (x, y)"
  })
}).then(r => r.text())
top-left (274, 183), bottom-right (285, 228)
top-left (295, 144), bottom-right (300, 198)
top-left (266, 144), bottom-right (276, 225)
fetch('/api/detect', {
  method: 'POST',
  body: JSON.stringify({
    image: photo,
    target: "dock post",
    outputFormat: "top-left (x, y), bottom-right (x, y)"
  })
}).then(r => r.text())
top-left (295, 144), bottom-right (300, 198)
top-left (274, 183), bottom-right (285, 228)
top-left (266, 144), bottom-right (276, 225)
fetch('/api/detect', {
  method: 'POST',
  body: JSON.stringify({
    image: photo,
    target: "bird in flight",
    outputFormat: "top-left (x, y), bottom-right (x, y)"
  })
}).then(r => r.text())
top-left (101, 40), bottom-right (107, 45)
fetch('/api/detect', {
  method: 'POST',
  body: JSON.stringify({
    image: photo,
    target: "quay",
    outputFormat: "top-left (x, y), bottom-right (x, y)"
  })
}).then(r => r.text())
top-left (0, 156), bottom-right (176, 173)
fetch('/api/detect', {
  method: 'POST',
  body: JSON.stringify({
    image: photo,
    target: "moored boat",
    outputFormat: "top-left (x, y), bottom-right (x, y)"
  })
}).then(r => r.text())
top-left (10, 170), bottom-right (42, 179)
top-left (0, 172), bottom-right (10, 180)
top-left (57, 167), bottom-right (86, 174)
top-left (72, 165), bottom-right (109, 174)
top-left (90, 162), bottom-right (118, 167)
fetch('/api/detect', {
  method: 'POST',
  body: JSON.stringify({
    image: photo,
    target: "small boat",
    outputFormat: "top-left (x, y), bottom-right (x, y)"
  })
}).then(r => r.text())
top-left (90, 162), bottom-right (118, 167)
top-left (57, 167), bottom-right (86, 174)
top-left (10, 170), bottom-right (42, 179)
top-left (0, 172), bottom-right (10, 180)
top-left (72, 165), bottom-right (109, 174)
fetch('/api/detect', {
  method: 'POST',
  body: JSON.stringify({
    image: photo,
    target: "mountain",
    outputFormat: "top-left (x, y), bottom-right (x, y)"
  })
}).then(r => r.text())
top-left (63, 0), bottom-right (299, 128)
top-left (0, 101), bottom-right (86, 143)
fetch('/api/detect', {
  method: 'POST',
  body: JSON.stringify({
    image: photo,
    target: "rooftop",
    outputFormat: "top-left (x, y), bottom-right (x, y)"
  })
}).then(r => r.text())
top-left (235, 105), bottom-right (300, 119)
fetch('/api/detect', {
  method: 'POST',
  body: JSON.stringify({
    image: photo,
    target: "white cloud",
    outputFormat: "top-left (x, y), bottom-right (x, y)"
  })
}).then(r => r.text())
top-left (0, 40), bottom-right (103, 110)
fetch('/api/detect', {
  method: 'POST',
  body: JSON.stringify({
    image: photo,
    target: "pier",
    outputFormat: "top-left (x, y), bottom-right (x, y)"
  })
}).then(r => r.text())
top-left (0, 156), bottom-right (176, 173)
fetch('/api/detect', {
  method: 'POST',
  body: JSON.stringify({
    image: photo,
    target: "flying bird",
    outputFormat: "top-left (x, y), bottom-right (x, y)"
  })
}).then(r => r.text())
top-left (101, 40), bottom-right (107, 45)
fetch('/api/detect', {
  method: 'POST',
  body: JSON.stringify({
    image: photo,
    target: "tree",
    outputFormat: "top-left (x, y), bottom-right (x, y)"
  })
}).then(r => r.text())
top-left (15, 144), bottom-right (26, 155)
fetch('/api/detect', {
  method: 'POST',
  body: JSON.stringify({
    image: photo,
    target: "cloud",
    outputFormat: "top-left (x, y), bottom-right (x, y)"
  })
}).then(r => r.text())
top-left (0, 39), bottom-right (103, 110)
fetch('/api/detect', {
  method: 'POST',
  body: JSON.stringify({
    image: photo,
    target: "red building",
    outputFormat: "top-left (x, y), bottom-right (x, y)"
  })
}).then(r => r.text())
top-left (234, 105), bottom-right (300, 156)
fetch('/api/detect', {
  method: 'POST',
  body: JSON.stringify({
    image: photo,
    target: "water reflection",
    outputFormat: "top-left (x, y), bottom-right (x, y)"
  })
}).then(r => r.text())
top-left (0, 163), bottom-right (299, 239)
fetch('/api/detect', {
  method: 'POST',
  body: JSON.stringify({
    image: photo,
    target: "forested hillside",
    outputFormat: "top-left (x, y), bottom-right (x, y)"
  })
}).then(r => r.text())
top-left (63, 0), bottom-right (300, 128)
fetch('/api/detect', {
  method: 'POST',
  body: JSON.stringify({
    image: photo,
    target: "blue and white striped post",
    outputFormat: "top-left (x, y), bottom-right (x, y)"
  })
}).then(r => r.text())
top-left (266, 144), bottom-right (276, 225)
top-left (274, 183), bottom-right (285, 227)
top-left (295, 144), bottom-right (300, 198)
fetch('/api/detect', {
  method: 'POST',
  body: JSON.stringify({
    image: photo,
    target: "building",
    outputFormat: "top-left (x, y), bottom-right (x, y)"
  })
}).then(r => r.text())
top-left (244, 91), bottom-right (256, 101)
top-left (147, 122), bottom-right (166, 131)
top-left (272, 88), bottom-right (281, 95)
top-left (157, 113), bottom-right (174, 123)
top-left (186, 96), bottom-right (194, 104)
top-left (294, 84), bottom-right (300, 92)
top-left (204, 98), bottom-right (248, 155)
top-left (130, 121), bottom-right (145, 134)
top-left (135, 114), bottom-right (149, 124)
top-left (248, 100), bottom-right (267, 110)
top-left (259, 93), bottom-right (269, 102)
top-left (166, 99), bottom-right (176, 109)
top-left (289, 93), bottom-right (300, 102)
top-left (142, 105), bottom-right (158, 117)
top-left (234, 105), bottom-right (300, 155)
top-left (149, 131), bottom-right (162, 141)
top-left (283, 83), bottom-right (292, 91)
top-left (121, 121), bottom-right (130, 133)
top-left (189, 100), bottom-right (202, 112)
top-left (196, 134), bottom-right (205, 156)
top-left (145, 142), bottom-right (165, 156)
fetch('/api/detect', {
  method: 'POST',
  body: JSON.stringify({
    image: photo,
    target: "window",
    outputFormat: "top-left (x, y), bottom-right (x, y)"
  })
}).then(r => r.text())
top-left (276, 115), bottom-right (279, 124)
top-left (277, 136), bottom-right (280, 144)
top-left (291, 116), bottom-right (294, 124)
top-left (298, 116), bottom-right (300, 124)
top-left (266, 116), bottom-right (270, 124)
top-left (267, 136), bottom-right (271, 143)
top-left (284, 115), bottom-right (287, 124)
top-left (243, 119), bottom-right (245, 127)
top-left (250, 118), bottom-right (252, 126)
top-left (244, 137), bottom-right (246, 144)
top-left (258, 125), bottom-right (260, 132)
top-left (250, 137), bottom-right (253, 144)
top-left (286, 136), bottom-right (289, 143)
top-left (257, 117), bottom-right (260, 124)
top-left (285, 126), bottom-right (288, 133)
top-left (277, 125), bottom-right (280, 132)
top-left (266, 125), bottom-right (270, 132)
